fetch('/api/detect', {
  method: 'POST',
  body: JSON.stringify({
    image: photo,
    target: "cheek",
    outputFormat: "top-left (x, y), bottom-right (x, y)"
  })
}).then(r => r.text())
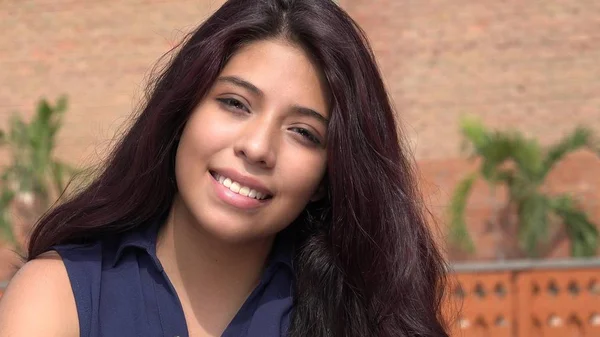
top-left (177, 107), bottom-right (232, 161)
top-left (278, 151), bottom-right (327, 199)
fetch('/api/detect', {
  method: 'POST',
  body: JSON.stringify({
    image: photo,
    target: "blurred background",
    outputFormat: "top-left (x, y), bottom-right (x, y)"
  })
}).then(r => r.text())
top-left (0, 0), bottom-right (599, 336)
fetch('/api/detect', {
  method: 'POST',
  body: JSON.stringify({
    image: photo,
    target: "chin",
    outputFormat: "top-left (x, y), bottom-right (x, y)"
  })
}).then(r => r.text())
top-left (195, 211), bottom-right (276, 244)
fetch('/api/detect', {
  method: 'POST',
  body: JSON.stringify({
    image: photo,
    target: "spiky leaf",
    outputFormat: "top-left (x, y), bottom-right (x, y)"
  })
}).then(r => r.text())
top-left (448, 173), bottom-right (477, 252)
top-left (552, 195), bottom-right (598, 257)
top-left (517, 193), bottom-right (550, 257)
top-left (542, 127), bottom-right (594, 178)
top-left (0, 96), bottom-right (73, 244)
top-left (0, 189), bottom-right (16, 243)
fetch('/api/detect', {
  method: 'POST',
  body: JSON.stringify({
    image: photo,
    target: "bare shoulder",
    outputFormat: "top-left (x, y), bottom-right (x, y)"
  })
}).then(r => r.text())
top-left (0, 251), bottom-right (79, 337)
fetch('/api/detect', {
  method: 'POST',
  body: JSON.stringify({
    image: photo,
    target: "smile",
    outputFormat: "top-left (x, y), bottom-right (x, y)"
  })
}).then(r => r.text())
top-left (211, 172), bottom-right (272, 200)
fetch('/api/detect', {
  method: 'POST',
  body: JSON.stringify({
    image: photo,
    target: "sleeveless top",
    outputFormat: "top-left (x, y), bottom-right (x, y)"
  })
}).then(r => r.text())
top-left (52, 217), bottom-right (295, 337)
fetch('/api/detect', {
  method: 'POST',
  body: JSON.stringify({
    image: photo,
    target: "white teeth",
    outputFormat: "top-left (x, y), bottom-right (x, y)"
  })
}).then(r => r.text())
top-left (230, 182), bottom-right (241, 193)
top-left (239, 187), bottom-right (250, 196)
top-left (213, 173), bottom-right (268, 200)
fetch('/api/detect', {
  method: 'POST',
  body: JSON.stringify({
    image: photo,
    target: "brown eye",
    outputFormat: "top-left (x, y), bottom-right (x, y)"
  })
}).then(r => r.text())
top-left (217, 97), bottom-right (250, 113)
top-left (290, 127), bottom-right (321, 145)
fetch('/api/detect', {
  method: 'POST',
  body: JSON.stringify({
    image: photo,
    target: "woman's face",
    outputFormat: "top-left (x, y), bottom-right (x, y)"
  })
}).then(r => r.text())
top-left (175, 39), bottom-right (329, 244)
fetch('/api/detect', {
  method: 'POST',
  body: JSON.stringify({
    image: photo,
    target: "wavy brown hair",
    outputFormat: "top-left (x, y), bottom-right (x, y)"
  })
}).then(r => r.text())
top-left (28, 0), bottom-right (449, 336)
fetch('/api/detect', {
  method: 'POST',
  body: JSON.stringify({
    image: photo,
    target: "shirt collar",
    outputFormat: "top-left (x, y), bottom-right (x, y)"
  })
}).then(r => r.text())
top-left (110, 214), bottom-right (165, 270)
top-left (110, 215), bottom-right (295, 273)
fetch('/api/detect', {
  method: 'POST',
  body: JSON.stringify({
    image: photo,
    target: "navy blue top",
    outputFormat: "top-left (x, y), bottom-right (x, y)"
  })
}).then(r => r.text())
top-left (53, 217), bottom-right (295, 337)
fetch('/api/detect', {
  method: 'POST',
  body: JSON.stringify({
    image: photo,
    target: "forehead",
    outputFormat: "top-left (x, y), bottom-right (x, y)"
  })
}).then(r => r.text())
top-left (217, 39), bottom-right (330, 116)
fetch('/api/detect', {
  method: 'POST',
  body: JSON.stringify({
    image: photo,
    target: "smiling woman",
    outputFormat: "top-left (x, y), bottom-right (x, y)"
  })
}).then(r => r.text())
top-left (176, 40), bottom-right (329, 246)
top-left (0, 1), bottom-right (449, 337)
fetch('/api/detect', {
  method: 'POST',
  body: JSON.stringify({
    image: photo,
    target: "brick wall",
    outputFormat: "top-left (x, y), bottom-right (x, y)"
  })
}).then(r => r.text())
top-left (344, 0), bottom-right (600, 159)
top-left (1, 0), bottom-right (599, 265)
top-left (0, 0), bottom-right (226, 166)
top-left (343, 0), bottom-right (600, 259)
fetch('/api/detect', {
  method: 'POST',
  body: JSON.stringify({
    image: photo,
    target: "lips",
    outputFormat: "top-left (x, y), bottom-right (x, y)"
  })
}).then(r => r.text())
top-left (211, 172), bottom-right (271, 200)
top-left (209, 169), bottom-right (273, 198)
top-left (209, 169), bottom-right (273, 210)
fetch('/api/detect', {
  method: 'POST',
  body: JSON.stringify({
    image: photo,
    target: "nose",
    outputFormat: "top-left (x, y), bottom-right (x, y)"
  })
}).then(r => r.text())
top-left (233, 116), bottom-right (277, 169)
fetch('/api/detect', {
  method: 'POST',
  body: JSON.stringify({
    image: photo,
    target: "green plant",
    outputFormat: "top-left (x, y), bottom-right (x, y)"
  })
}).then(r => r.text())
top-left (0, 96), bottom-right (77, 246)
top-left (449, 117), bottom-right (599, 258)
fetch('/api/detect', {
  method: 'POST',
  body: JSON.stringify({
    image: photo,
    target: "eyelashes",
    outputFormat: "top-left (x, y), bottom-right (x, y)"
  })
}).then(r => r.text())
top-left (217, 97), bottom-right (250, 113)
top-left (289, 127), bottom-right (321, 145)
top-left (216, 97), bottom-right (323, 146)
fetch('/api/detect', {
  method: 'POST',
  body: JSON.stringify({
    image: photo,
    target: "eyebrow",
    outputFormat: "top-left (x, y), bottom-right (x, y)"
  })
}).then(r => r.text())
top-left (290, 106), bottom-right (329, 125)
top-left (217, 76), bottom-right (264, 98)
top-left (216, 75), bottom-right (329, 125)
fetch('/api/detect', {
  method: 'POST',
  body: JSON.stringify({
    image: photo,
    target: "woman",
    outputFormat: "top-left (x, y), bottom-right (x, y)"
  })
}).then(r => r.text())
top-left (0, 0), bottom-right (449, 336)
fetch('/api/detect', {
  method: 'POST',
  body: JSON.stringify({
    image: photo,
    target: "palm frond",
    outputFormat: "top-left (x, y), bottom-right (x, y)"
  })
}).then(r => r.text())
top-left (448, 173), bottom-right (478, 252)
top-left (0, 189), bottom-right (16, 243)
top-left (460, 117), bottom-right (515, 182)
top-left (0, 96), bottom-right (73, 244)
top-left (517, 193), bottom-right (550, 257)
top-left (551, 195), bottom-right (599, 257)
top-left (542, 127), bottom-right (594, 178)
top-left (451, 117), bottom-right (599, 259)
top-left (511, 135), bottom-right (544, 182)
top-left (460, 116), bottom-right (489, 149)
top-left (478, 134), bottom-right (514, 182)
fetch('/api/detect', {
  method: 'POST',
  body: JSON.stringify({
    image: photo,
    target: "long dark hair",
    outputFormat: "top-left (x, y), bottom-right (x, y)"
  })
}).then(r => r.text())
top-left (28, 0), bottom-right (449, 336)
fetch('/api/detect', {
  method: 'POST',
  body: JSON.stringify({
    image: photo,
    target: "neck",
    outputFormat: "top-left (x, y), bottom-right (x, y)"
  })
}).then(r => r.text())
top-left (156, 195), bottom-right (274, 326)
